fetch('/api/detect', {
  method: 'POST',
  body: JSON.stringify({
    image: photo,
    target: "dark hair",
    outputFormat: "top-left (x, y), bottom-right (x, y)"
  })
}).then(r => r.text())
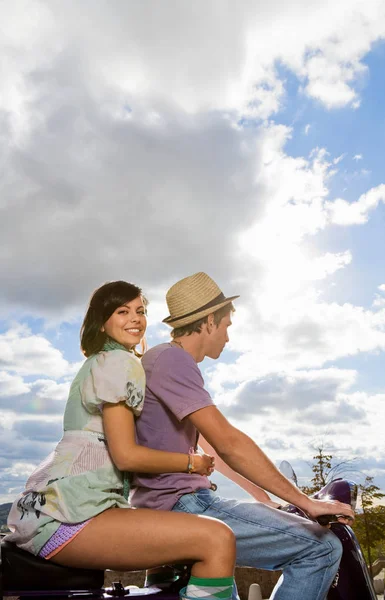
top-left (81, 281), bottom-right (146, 357)
top-left (171, 303), bottom-right (234, 338)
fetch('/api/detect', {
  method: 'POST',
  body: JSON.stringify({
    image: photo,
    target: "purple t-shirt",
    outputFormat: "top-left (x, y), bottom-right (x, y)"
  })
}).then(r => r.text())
top-left (130, 343), bottom-right (214, 510)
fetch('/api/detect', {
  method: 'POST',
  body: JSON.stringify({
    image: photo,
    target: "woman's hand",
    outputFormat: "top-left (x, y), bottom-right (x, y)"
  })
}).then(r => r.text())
top-left (191, 452), bottom-right (215, 476)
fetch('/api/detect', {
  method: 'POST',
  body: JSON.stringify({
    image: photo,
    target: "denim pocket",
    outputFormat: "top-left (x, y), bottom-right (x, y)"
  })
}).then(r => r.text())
top-left (191, 489), bottom-right (217, 511)
top-left (172, 489), bottom-right (217, 515)
top-left (172, 498), bottom-right (191, 513)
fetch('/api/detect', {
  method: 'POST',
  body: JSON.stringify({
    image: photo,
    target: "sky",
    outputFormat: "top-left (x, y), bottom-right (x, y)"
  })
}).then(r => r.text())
top-left (1, 0), bottom-right (385, 505)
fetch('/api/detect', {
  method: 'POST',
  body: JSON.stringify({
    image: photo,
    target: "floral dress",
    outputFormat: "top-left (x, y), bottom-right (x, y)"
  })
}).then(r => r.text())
top-left (6, 339), bottom-right (145, 556)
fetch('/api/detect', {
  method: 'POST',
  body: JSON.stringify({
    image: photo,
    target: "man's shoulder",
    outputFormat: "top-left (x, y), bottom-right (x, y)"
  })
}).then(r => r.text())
top-left (143, 343), bottom-right (195, 368)
top-left (142, 343), bottom-right (211, 416)
top-left (142, 343), bottom-right (173, 366)
top-left (143, 344), bottom-right (202, 388)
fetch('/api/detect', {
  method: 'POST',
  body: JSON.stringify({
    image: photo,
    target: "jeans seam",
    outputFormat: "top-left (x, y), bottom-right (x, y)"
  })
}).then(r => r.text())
top-left (313, 539), bottom-right (337, 600)
top-left (201, 499), bottom-right (329, 547)
top-left (174, 496), bottom-right (213, 514)
top-left (190, 493), bottom-right (216, 511)
top-left (173, 500), bottom-right (192, 514)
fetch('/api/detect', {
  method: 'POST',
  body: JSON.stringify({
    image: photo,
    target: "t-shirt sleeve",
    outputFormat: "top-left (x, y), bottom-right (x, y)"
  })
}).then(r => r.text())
top-left (81, 350), bottom-right (145, 416)
top-left (148, 348), bottom-right (213, 421)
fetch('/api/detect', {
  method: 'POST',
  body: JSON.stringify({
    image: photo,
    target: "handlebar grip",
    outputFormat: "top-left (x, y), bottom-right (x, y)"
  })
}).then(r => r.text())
top-left (316, 515), bottom-right (335, 526)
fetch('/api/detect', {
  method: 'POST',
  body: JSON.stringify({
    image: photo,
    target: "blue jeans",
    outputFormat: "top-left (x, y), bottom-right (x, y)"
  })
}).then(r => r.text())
top-left (173, 489), bottom-right (342, 600)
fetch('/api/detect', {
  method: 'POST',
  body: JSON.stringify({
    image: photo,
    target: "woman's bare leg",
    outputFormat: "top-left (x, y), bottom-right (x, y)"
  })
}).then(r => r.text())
top-left (52, 508), bottom-right (235, 577)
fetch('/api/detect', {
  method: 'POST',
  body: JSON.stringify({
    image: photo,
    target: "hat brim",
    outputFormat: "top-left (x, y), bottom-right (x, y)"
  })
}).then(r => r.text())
top-left (163, 295), bottom-right (239, 329)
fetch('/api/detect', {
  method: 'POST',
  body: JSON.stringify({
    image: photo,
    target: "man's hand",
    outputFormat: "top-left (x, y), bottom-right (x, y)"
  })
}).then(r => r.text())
top-left (303, 498), bottom-right (354, 524)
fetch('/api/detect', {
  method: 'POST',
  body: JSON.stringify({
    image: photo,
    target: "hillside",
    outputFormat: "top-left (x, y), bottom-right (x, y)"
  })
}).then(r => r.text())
top-left (0, 502), bottom-right (11, 531)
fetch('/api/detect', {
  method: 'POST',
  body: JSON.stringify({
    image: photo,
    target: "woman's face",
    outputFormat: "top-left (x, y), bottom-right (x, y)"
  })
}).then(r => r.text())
top-left (102, 295), bottom-right (147, 350)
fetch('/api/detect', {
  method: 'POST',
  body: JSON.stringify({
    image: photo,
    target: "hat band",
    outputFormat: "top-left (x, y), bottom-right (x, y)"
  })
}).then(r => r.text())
top-left (168, 292), bottom-right (226, 323)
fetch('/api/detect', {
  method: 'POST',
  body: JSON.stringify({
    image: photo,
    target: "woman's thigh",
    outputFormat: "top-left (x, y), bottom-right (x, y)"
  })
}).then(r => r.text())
top-left (51, 507), bottom-right (235, 574)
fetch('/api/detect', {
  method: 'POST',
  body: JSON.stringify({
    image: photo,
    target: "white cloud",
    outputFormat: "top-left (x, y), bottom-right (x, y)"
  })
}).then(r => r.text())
top-left (353, 154), bottom-right (363, 161)
top-left (31, 379), bottom-right (70, 402)
top-left (0, 325), bottom-right (75, 377)
top-left (245, 71), bottom-right (285, 119)
top-left (222, 368), bottom-right (357, 419)
top-left (0, 2), bottom-right (384, 321)
top-left (372, 281), bottom-right (385, 307)
top-left (207, 289), bottom-right (385, 397)
top-left (0, 378), bottom-right (69, 416)
top-left (1, 0), bottom-right (385, 130)
top-left (304, 55), bottom-right (363, 108)
top-left (0, 372), bottom-right (29, 397)
top-left (0, 100), bottom-right (267, 318)
top-left (373, 294), bottom-right (385, 309)
top-left (325, 184), bottom-right (385, 225)
top-left (219, 384), bottom-right (385, 493)
top-left (13, 419), bottom-right (63, 442)
top-left (333, 154), bottom-right (346, 165)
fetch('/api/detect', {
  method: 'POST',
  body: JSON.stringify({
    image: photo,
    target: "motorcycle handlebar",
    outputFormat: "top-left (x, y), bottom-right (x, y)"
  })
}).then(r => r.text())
top-left (316, 515), bottom-right (335, 526)
top-left (280, 505), bottom-right (352, 527)
top-left (316, 514), bottom-right (353, 526)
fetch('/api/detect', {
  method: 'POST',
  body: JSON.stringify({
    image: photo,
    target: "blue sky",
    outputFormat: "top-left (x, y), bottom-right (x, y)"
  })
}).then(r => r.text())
top-left (1, 0), bottom-right (385, 504)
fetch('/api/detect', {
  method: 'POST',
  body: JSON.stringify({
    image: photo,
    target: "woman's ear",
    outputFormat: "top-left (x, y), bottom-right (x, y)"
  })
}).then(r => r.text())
top-left (100, 325), bottom-right (105, 333)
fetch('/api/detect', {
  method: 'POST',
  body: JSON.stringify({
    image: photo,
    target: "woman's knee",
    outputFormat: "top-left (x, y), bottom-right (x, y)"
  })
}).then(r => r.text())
top-left (200, 517), bottom-right (236, 553)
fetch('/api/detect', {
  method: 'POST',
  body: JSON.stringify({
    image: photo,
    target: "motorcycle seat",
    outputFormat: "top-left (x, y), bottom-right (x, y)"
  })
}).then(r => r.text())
top-left (1, 538), bottom-right (104, 593)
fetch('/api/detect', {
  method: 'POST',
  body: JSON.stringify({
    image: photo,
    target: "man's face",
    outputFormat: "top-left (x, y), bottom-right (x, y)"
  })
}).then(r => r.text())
top-left (206, 312), bottom-right (232, 359)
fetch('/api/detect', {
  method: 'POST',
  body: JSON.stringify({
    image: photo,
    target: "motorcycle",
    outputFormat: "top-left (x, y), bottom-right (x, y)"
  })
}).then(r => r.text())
top-left (0, 463), bottom-right (378, 600)
top-left (279, 460), bottom-right (378, 600)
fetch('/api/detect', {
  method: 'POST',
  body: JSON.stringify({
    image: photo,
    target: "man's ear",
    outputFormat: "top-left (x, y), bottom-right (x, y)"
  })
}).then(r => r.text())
top-left (207, 314), bottom-right (215, 332)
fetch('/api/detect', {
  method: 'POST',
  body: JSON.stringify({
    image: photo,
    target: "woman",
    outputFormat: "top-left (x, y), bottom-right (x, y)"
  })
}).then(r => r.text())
top-left (6, 281), bottom-right (236, 600)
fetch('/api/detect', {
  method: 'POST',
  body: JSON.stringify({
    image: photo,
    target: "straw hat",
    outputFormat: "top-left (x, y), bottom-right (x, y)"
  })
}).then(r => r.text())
top-left (163, 272), bottom-right (239, 329)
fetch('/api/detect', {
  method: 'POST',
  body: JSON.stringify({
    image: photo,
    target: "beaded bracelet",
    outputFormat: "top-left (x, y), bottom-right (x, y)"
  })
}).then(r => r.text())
top-left (187, 447), bottom-right (196, 474)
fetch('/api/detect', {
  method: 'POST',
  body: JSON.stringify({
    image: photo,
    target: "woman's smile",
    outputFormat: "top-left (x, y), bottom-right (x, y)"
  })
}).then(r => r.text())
top-left (103, 296), bottom-right (147, 349)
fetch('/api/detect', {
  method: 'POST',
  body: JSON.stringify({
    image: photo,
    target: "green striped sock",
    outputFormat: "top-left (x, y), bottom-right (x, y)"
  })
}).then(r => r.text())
top-left (185, 576), bottom-right (234, 599)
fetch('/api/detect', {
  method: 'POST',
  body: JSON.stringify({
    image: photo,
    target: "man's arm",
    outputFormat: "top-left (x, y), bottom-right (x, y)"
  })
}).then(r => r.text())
top-left (199, 436), bottom-right (280, 507)
top-left (189, 406), bottom-right (354, 521)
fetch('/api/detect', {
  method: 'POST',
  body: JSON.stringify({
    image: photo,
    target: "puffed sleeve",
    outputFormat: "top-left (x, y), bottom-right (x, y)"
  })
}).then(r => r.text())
top-left (81, 350), bottom-right (145, 416)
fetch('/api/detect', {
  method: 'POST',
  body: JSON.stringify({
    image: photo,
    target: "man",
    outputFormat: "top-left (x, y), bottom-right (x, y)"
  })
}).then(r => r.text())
top-left (131, 272), bottom-right (354, 600)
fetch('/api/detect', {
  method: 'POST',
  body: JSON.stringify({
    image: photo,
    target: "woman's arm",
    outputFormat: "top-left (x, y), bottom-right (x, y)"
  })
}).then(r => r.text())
top-left (199, 436), bottom-right (281, 507)
top-left (103, 402), bottom-right (213, 475)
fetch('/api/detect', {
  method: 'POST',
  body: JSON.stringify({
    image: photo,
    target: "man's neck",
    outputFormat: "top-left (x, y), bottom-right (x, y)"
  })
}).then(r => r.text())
top-left (171, 334), bottom-right (206, 363)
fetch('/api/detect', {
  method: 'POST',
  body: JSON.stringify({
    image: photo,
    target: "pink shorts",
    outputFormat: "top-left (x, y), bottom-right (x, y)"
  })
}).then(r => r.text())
top-left (39, 520), bottom-right (92, 560)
